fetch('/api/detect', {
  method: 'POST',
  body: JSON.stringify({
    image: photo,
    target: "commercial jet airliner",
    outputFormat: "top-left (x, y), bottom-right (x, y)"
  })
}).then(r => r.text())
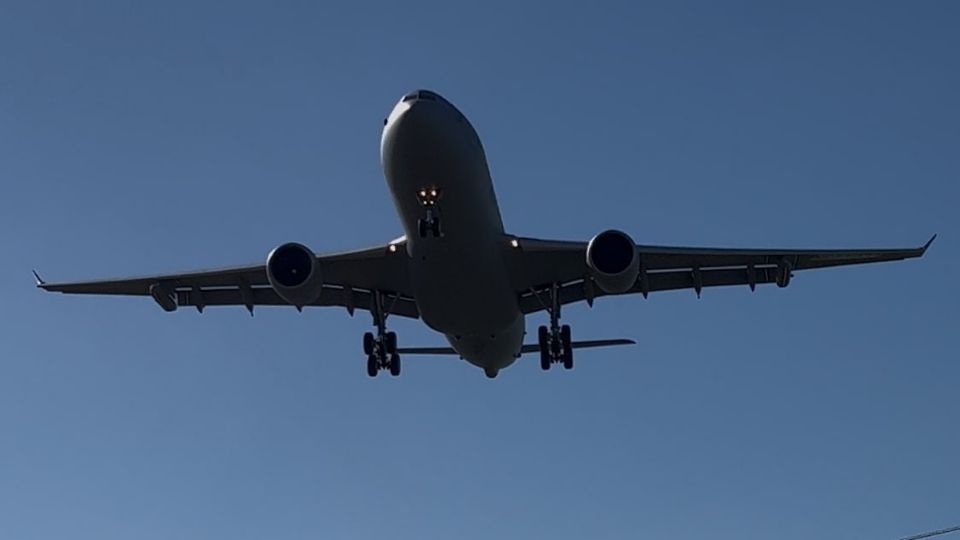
top-left (36, 89), bottom-right (934, 378)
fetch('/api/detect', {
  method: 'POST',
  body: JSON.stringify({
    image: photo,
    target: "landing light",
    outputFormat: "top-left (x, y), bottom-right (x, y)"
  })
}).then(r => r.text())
top-left (389, 244), bottom-right (398, 253)
top-left (510, 238), bottom-right (519, 248)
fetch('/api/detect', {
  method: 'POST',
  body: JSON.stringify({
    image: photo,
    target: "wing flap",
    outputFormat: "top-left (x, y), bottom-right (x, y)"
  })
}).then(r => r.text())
top-left (174, 286), bottom-right (420, 318)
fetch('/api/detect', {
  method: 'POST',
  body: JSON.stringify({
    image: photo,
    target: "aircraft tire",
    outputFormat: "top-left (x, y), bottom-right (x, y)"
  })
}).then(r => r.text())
top-left (366, 355), bottom-right (378, 377)
top-left (385, 331), bottom-right (398, 354)
top-left (363, 332), bottom-right (375, 356)
top-left (561, 325), bottom-right (573, 369)
top-left (389, 353), bottom-right (401, 376)
top-left (538, 326), bottom-right (551, 371)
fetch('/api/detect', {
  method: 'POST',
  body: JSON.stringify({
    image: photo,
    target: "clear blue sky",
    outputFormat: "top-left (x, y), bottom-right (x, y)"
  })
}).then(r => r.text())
top-left (1, 2), bottom-right (957, 539)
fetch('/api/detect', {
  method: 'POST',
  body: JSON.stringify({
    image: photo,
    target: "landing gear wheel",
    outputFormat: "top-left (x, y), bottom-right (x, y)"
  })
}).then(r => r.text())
top-left (389, 353), bottom-right (401, 376)
top-left (538, 326), bottom-right (549, 350)
top-left (385, 332), bottom-right (398, 355)
top-left (562, 347), bottom-right (573, 370)
top-left (560, 324), bottom-right (573, 369)
top-left (430, 217), bottom-right (442, 237)
top-left (417, 218), bottom-right (428, 238)
top-left (363, 332), bottom-right (375, 356)
top-left (538, 326), bottom-right (551, 370)
top-left (366, 355), bottom-right (378, 377)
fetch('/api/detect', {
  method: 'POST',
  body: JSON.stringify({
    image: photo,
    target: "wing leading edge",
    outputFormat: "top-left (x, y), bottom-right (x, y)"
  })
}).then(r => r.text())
top-left (511, 234), bottom-right (935, 314)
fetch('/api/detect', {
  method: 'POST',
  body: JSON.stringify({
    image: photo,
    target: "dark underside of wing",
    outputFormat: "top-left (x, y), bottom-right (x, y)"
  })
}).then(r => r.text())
top-left (37, 241), bottom-right (419, 318)
top-left (511, 235), bottom-right (935, 314)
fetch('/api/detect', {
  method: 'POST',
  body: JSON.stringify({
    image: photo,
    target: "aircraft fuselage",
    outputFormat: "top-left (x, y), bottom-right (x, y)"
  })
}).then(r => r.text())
top-left (380, 90), bottom-right (524, 374)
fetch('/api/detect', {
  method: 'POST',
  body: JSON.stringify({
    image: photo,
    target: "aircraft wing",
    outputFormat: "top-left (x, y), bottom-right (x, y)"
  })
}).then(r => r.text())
top-left (36, 239), bottom-right (419, 318)
top-left (510, 234), bottom-right (936, 314)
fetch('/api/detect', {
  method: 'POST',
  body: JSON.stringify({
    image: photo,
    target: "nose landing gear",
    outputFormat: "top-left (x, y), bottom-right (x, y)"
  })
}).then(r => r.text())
top-left (416, 187), bottom-right (442, 238)
top-left (417, 212), bottom-right (442, 238)
top-left (536, 283), bottom-right (574, 371)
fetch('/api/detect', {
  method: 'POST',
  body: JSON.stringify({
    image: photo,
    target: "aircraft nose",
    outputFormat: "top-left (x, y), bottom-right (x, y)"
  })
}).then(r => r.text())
top-left (383, 90), bottom-right (448, 134)
top-left (391, 89), bottom-right (442, 115)
top-left (381, 89), bottom-right (473, 167)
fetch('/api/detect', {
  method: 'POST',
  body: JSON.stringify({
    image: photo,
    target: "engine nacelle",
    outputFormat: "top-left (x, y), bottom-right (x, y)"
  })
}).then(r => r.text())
top-left (266, 242), bottom-right (323, 308)
top-left (586, 229), bottom-right (640, 294)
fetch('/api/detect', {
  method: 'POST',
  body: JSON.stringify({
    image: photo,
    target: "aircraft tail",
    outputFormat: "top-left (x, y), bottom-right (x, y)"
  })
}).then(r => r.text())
top-left (396, 338), bottom-right (635, 356)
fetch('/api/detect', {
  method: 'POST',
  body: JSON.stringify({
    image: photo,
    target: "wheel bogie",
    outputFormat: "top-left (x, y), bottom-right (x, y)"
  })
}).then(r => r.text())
top-left (539, 323), bottom-right (574, 372)
top-left (364, 328), bottom-right (400, 377)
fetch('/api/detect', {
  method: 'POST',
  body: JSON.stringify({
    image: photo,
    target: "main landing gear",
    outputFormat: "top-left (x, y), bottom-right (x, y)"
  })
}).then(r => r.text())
top-left (537, 283), bottom-right (574, 371)
top-left (416, 187), bottom-right (442, 238)
top-left (363, 291), bottom-right (401, 377)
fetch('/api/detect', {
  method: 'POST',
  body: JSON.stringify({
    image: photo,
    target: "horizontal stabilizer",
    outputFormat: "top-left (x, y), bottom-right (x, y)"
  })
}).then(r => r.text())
top-left (395, 346), bottom-right (461, 355)
top-left (520, 338), bottom-right (636, 354)
top-left (396, 338), bottom-right (636, 356)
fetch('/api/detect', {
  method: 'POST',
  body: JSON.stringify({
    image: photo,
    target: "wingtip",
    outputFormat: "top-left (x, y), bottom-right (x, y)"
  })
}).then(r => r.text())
top-left (32, 270), bottom-right (46, 287)
top-left (922, 234), bottom-right (937, 253)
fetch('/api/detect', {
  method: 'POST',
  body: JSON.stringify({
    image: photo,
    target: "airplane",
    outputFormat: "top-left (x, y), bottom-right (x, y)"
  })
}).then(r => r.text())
top-left (36, 89), bottom-right (935, 378)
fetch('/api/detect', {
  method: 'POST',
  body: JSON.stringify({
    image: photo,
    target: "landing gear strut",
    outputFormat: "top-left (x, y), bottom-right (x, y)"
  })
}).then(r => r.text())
top-left (417, 212), bottom-right (442, 238)
top-left (537, 283), bottom-right (573, 371)
top-left (364, 291), bottom-right (401, 377)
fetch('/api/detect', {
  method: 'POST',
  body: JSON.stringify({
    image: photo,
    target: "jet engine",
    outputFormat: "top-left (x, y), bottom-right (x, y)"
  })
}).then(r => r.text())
top-left (266, 242), bottom-right (323, 308)
top-left (586, 229), bottom-right (640, 294)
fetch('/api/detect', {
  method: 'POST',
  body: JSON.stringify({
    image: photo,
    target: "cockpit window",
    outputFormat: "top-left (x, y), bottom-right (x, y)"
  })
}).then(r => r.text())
top-left (401, 90), bottom-right (445, 103)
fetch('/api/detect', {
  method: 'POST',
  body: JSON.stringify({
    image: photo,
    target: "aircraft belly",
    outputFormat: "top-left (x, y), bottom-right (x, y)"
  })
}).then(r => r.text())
top-left (411, 241), bottom-right (519, 336)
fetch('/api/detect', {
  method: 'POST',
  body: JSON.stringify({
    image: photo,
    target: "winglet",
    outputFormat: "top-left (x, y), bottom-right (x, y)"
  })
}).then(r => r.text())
top-left (32, 270), bottom-right (46, 287)
top-left (922, 234), bottom-right (937, 254)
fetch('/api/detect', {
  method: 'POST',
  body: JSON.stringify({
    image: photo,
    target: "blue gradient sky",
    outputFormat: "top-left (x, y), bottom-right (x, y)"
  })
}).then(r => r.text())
top-left (1, 2), bottom-right (957, 539)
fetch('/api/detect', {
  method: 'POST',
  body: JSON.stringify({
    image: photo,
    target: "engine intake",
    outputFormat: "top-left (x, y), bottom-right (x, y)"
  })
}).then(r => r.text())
top-left (586, 230), bottom-right (640, 294)
top-left (266, 242), bottom-right (323, 307)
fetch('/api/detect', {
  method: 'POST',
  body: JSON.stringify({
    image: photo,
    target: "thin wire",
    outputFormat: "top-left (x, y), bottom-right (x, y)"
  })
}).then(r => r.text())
top-left (900, 525), bottom-right (960, 540)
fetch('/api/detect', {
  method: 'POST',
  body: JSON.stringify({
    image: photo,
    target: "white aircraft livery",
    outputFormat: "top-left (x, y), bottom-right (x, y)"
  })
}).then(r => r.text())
top-left (37, 89), bottom-right (935, 378)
